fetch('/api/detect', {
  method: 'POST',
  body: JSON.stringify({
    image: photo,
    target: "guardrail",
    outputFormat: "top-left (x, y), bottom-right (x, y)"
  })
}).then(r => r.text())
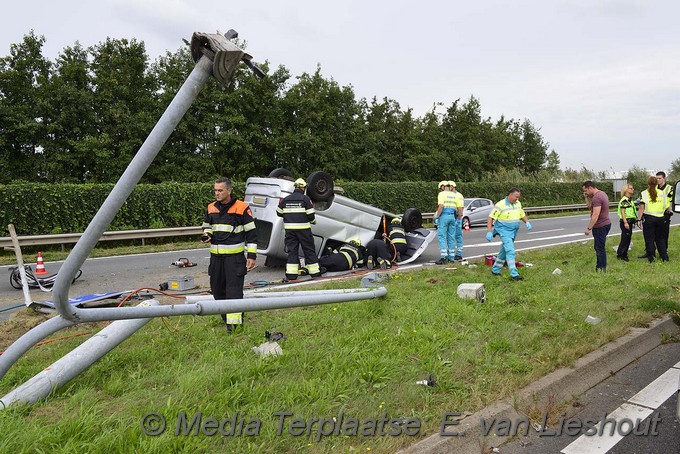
top-left (1, 202), bottom-right (614, 250)
top-left (420, 202), bottom-right (616, 222)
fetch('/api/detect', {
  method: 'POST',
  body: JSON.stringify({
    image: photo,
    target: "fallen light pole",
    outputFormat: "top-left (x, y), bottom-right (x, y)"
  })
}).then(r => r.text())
top-left (0, 30), bottom-right (387, 406)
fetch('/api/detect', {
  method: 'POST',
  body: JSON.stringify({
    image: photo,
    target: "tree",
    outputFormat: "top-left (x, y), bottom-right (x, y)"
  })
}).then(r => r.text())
top-left (0, 31), bottom-right (51, 182)
top-left (668, 157), bottom-right (679, 182)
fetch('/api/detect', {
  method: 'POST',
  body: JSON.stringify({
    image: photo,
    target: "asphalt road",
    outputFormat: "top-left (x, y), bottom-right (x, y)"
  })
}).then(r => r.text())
top-left (1, 212), bottom-right (678, 318)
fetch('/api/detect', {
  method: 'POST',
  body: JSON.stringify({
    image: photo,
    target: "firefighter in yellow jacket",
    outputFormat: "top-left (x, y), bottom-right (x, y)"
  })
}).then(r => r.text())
top-left (202, 177), bottom-right (257, 334)
top-left (277, 178), bottom-right (321, 280)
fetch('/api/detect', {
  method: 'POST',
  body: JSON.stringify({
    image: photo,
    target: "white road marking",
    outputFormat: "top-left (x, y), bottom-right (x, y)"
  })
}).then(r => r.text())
top-left (527, 228), bottom-right (564, 234)
top-left (561, 367), bottom-right (680, 454)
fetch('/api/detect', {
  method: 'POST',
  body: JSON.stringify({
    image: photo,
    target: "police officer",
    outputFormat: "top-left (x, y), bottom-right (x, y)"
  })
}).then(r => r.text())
top-left (449, 181), bottom-right (465, 261)
top-left (433, 181), bottom-right (457, 264)
top-left (277, 178), bottom-right (321, 280)
top-left (386, 217), bottom-right (408, 261)
top-left (616, 183), bottom-right (636, 261)
top-left (202, 177), bottom-right (257, 334)
top-left (486, 188), bottom-right (532, 280)
top-left (636, 175), bottom-right (669, 262)
top-left (318, 239), bottom-right (365, 273)
top-left (656, 171), bottom-right (674, 247)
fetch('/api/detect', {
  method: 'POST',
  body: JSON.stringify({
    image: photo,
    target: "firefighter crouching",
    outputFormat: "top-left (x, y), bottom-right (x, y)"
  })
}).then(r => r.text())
top-left (386, 217), bottom-right (408, 261)
top-left (277, 178), bottom-right (321, 280)
top-left (316, 239), bottom-right (366, 274)
top-left (202, 177), bottom-right (257, 334)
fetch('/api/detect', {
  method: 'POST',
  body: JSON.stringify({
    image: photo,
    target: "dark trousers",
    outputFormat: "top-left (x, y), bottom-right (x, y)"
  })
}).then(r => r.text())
top-left (319, 253), bottom-right (351, 272)
top-left (209, 253), bottom-right (246, 323)
top-left (592, 223), bottom-right (611, 270)
top-left (616, 218), bottom-right (636, 259)
top-left (285, 229), bottom-right (319, 276)
top-left (366, 239), bottom-right (392, 261)
top-left (642, 215), bottom-right (669, 261)
top-left (662, 213), bottom-right (672, 245)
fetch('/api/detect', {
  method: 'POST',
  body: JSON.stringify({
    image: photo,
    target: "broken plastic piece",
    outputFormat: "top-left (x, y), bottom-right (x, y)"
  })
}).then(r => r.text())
top-left (552, 268), bottom-right (562, 275)
top-left (585, 315), bottom-right (601, 325)
top-left (252, 341), bottom-right (283, 357)
top-left (416, 373), bottom-right (436, 387)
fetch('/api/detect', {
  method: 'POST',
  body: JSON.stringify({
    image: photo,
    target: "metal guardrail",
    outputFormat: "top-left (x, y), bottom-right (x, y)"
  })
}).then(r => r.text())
top-left (1, 202), bottom-right (614, 250)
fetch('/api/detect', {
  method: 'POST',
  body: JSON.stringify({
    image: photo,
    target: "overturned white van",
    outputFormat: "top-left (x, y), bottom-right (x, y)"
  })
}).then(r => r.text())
top-left (244, 169), bottom-right (436, 267)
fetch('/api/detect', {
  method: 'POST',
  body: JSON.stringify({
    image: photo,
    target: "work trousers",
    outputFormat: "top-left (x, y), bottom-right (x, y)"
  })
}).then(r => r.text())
top-left (284, 229), bottom-right (319, 279)
top-left (319, 253), bottom-right (351, 272)
top-left (642, 215), bottom-right (669, 261)
top-left (447, 219), bottom-right (463, 257)
top-left (209, 253), bottom-right (246, 324)
top-left (366, 239), bottom-right (392, 262)
top-left (437, 213), bottom-right (456, 259)
top-left (616, 218), bottom-right (636, 259)
top-left (491, 233), bottom-right (520, 277)
top-left (592, 223), bottom-right (611, 271)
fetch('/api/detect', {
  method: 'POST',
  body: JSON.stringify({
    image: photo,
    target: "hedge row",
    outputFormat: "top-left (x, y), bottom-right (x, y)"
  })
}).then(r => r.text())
top-left (0, 181), bottom-right (612, 236)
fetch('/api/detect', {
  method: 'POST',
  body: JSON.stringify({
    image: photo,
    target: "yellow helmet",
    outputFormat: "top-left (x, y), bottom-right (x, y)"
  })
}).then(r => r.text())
top-left (348, 238), bottom-right (361, 247)
top-left (391, 217), bottom-right (402, 225)
top-left (294, 178), bottom-right (307, 188)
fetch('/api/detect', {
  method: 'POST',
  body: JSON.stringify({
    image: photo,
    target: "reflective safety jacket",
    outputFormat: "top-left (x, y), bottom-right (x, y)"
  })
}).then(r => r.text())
top-left (658, 184), bottom-right (673, 213)
top-left (640, 187), bottom-right (666, 217)
top-left (617, 196), bottom-right (636, 220)
top-left (338, 243), bottom-right (365, 268)
top-left (489, 198), bottom-right (525, 236)
top-left (452, 191), bottom-right (465, 215)
top-left (437, 190), bottom-right (458, 216)
top-left (277, 188), bottom-right (316, 230)
top-left (202, 198), bottom-right (257, 258)
top-left (387, 224), bottom-right (407, 247)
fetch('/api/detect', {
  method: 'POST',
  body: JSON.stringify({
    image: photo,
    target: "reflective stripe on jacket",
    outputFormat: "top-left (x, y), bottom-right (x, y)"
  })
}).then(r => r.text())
top-left (641, 188), bottom-right (665, 217)
top-left (202, 198), bottom-right (257, 258)
top-left (277, 188), bottom-right (316, 230)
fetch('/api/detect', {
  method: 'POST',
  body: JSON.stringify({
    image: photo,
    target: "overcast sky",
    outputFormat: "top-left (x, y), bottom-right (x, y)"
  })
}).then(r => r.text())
top-left (2, 0), bottom-right (678, 173)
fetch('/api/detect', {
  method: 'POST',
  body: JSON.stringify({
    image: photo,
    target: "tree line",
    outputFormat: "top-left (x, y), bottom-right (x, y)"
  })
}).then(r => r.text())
top-left (0, 31), bottom-right (558, 184)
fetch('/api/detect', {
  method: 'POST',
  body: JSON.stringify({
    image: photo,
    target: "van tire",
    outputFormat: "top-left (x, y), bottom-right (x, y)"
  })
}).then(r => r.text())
top-left (307, 171), bottom-right (334, 201)
top-left (268, 168), bottom-right (294, 180)
top-left (402, 208), bottom-right (422, 232)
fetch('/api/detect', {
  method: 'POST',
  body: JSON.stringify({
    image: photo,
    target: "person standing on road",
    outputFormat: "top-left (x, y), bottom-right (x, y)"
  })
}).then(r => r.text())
top-left (486, 188), bottom-right (532, 280)
top-left (434, 181), bottom-right (457, 264)
top-left (202, 177), bottom-right (257, 334)
top-left (616, 183), bottom-right (637, 262)
top-left (277, 178), bottom-right (321, 280)
top-left (656, 171), bottom-right (674, 249)
top-left (449, 181), bottom-right (465, 261)
top-left (636, 175), bottom-right (669, 262)
top-left (582, 180), bottom-right (612, 271)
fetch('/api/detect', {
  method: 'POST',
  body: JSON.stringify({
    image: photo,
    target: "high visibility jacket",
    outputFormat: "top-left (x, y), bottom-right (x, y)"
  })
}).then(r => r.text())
top-left (338, 243), bottom-right (365, 268)
top-left (452, 191), bottom-right (465, 213)
top-left (387, 225), bottom-right (407, 246)
top-left (202, 198), bottom-right (257, 258)
top-left (640, 187), bottom-right (666, 217)
top-left (617, 196), bottom-right (636, 220)
top-left (658, 183), bottom-right (673, 213)
top-left (490, 198), bottom-right (525, 235)
top-left (437, 190), bottom-right (457, 215)
top-left (277, 189), bottom-right (316, 230)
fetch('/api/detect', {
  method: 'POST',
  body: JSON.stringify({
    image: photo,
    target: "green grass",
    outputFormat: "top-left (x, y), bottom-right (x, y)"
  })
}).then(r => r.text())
top-left (0, 231), bottom-right (679, 453)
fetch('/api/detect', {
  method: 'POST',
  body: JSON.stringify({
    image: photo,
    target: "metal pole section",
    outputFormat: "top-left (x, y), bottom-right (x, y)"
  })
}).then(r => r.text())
top-left (0, 300), bottom-right (160, 409)
top-left (58, 286), bottom-right (387, 323)
top-left (0, 316), bottom-right (77, 380)
top-left (51, 56), bottom-right (214, 322)
top-left (184, 288), bottom-right (384, 303)
top-left (8, 224), bottom-right (32, 307)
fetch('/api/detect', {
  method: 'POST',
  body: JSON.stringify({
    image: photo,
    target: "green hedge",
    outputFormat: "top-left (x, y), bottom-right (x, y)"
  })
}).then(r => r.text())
top-left (0, 181), bottom-right (611, 236)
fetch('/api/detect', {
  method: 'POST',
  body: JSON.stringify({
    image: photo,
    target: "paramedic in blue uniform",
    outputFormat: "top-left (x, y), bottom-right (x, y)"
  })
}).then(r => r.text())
top-left (485, 188), bottom-right (532, 280)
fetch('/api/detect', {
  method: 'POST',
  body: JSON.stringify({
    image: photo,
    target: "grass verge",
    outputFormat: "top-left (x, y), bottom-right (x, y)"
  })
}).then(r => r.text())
top-left (0, 230), bottom-right (678, 453)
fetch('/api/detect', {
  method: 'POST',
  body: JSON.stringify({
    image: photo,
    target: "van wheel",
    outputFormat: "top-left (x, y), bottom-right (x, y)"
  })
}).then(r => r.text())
top-left (402, 208), bottom-right (422, 232)
top-left (268, 168), bottom-right (294, 180)
top-left (307, 171), bottom-right (334, 201)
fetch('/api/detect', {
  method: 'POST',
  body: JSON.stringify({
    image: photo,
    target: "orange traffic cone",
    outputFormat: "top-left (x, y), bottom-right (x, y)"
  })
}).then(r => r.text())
top-left (464, 220), bottom-right (470, 233)
top-left (35, 251), bottom-right (47, 275)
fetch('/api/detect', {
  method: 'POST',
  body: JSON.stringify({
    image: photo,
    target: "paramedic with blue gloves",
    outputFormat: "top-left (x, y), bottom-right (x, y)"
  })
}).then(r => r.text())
top-left (486, 188), bottom-right (531, 281)
top-left (433, 181), bottom-right (457, 264)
